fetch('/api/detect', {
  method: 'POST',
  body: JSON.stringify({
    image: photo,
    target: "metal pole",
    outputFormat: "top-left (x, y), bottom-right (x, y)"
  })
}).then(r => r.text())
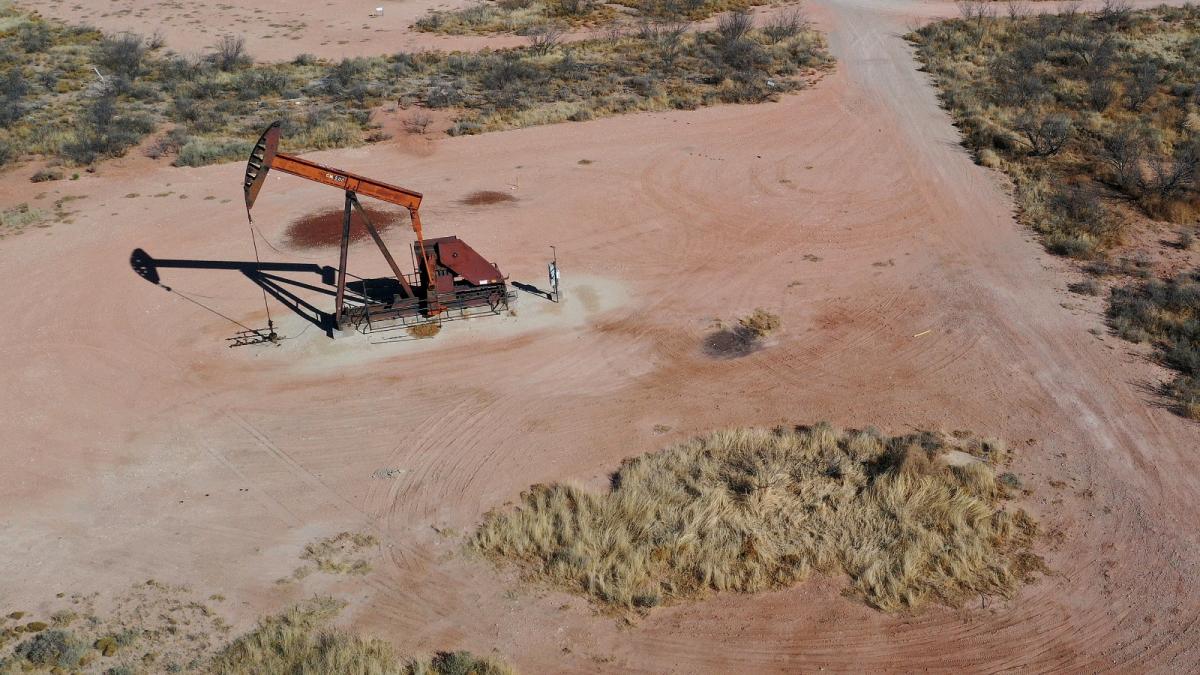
top-left (334, 191), bottom-right (353, 327)
top-left (550, 245), bottom-right (559, 302)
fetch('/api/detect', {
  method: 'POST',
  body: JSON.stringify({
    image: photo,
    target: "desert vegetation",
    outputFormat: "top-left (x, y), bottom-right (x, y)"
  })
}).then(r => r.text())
top-left (1108, 269), bottom-right (1200, 418)
top-left (473, 423), bottom-right (1042, 614)
top-left (211, 598), bottom-right (514, 675)
top-left (301, 531), bottom-right (378, 575)
top-left (0, 2), bottom-right (830, 174)
top-left (910, 3), bottom-right (1200, 415)
top-left (704, 308), bottom-right (782, 357)
top-left (911, 2), bottom-right (1200, 259)
top-left (1, 588), bottom-right (514, 674)
top-left (0, 579), bottom-right (232, 673)
top-left (413, 0), bottom-right (772, 35)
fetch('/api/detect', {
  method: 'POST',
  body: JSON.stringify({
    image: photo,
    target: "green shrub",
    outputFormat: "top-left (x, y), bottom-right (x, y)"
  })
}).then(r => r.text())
top-left (96, 32), bottom-right (146, 79)
top-left (0, 135), bottom-right (14, 166)
top-left (0, 69), bottom-right (29, 127)
top-left (62, 94), bottom-right (154, 164)
top-left (13, 629), bottom-right (88, 669)
top-left (174, 137), bottom-right (252, 167)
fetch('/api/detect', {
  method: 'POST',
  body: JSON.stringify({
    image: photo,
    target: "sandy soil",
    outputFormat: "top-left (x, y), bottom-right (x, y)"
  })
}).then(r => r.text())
top-left (26, 0), bottom-right (548, 60)
top-left (2, 0), bottom-right (1200, 672)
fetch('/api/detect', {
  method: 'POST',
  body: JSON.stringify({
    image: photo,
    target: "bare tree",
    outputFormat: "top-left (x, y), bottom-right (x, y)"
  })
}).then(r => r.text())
top-left (1099, 0), bottom-right (1133, 26)
top-left (527, 25), bottom-right (564, 56)
top-left (1125, 61), bottom-right (1158, 111)
top-left (764, 7), bottom-right (808, 43)
top-left (1007, 1), bottom-right (1032, 21)
top-left (716, 10), bottom-right (754, 48)
top-left (1102, 125), bottom-right (1199, 202)
top-left (600, 21), bottom-right (627, 44)
top-left (403, 110), bottom-right (432, 134)
top-left (1015, 112), bottom-right (1072, 156)
top-left (211, 35), bottom-right (250, 71)
top-left (958, 1), bottom-right (997, 25)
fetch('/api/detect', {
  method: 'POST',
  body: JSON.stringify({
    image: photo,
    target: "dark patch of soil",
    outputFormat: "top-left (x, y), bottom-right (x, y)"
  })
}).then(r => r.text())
top-left (703, 327), bottom-right (763, 359)
top-left (284, 207), bottom-right (407, 249)
top-left (460, 190), bottom-right (517, 206)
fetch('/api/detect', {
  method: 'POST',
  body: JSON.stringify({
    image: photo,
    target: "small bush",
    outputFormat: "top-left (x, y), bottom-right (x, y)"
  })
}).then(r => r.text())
top-left (17, 21), bottom-right (52, 52)
top-left (61, 94), bottom-right (154, 165)
top-left (210, 35), bottom-right (251, 71)
top-left (0, 69), bottom-right (30, 128)
top-left (527, 25), bottom-right (564, 56)
top-left (1, 203), bottom-right (48, 230)
top-left (174, 137), bottom-right (252, 167)
top-left (403, 110), bottom-right (433, 134)
top-left (30, 167), bottom-right (63, 182)
top-left (764, 8), bottom-right (807, 44)
top-left (96, 33), bottom-right (146, 79)
top-left (14, 629), bottom-right (89, 669)
top-left (716, 11), bottom-right (754, 49)
top-left (0, 136), bottom-right (14, 166)
top-left (1068, 279), bottom-right (1100, 296)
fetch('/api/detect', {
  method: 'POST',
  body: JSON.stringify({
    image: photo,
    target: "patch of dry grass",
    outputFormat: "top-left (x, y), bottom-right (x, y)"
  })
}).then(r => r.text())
top-left (407, 322), bottom-right (443, 339)
top-left (473, 423), bottom-right (1043, 613)
top-left (738, 308), bottom-right (781, 337)
top-left (1, 587), bottom-right (516, 673)
top-left (211, 597), bottom-right (516, 675)
top-left (704, 308), bottom-right (780, 357)
top-left (0, 579), bottom-right (232, 673)
top-left (300, 531), bottom-right (378, 575)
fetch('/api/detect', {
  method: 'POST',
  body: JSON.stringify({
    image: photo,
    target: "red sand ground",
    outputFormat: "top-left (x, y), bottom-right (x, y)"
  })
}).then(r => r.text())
top-left (2, 0), bottom-right (1199, 672)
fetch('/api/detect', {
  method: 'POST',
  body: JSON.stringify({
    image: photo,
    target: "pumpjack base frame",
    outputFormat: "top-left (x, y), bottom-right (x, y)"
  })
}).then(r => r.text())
top-left (341, 284), bottom-right (513, 335)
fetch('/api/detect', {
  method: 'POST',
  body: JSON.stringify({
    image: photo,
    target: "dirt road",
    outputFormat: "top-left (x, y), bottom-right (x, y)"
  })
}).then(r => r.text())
top-left (1, 0), bottom-right (1198, 671)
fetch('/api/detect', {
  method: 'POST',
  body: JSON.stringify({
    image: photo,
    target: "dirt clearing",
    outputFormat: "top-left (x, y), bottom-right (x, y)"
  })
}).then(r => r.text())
top-left (1, 0), bottom-right (1199, 672)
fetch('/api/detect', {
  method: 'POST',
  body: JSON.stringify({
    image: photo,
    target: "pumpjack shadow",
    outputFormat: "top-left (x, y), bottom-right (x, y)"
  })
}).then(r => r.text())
top-left (130, 248), bottom-right (341, 339)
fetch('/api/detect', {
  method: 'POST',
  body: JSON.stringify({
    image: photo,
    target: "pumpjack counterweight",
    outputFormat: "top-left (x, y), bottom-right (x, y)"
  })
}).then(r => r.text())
top-left (243, 121), bottom-right (510, 334)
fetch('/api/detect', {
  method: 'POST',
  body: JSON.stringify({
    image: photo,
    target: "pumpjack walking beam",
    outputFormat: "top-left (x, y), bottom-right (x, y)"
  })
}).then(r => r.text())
top-left (243, 121), bottom-right (441, 325)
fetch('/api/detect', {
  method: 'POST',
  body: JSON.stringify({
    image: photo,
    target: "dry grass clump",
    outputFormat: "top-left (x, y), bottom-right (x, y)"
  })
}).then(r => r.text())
top-left (0, 203), bottom-right (47, 238)
top-left (300, 532), bottom-right (379, 575)
top-left (210, 597), bottom-right (516, 675)
top-left (738, 308), bottom-right (781, 337)
top-left (473, 423), bottom-right (1043, 613)
top-left (408, 322), bottom-right (444, 339)
top-left (704, 308), bottom-right (781, 357)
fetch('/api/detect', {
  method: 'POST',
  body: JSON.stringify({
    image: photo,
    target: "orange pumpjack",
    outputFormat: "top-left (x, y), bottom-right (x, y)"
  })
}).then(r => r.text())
top-left (242, 121), bottom-right (509, 332)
